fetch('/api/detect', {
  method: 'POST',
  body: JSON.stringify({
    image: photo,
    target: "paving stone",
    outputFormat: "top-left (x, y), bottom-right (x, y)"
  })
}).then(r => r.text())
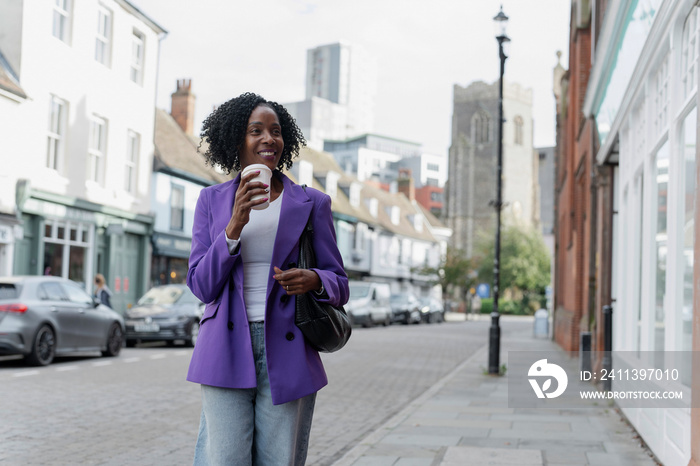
top-left (441, 446), bottom-right (542, 465)
top-left (586, 452), bottom-right (657, 465)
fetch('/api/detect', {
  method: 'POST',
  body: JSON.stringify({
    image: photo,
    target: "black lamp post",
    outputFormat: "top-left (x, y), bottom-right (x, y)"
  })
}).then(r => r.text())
top-left (489, 5), bottom-right (510, 375)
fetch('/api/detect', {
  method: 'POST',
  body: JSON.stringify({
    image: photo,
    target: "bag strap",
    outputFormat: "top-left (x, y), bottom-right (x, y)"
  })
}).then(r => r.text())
top-left (301, 184), bottom-right (314, 234)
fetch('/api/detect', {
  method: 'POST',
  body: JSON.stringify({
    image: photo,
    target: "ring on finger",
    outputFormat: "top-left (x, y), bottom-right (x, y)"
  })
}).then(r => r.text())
top-left (286, 285), bottom-right (289, 291)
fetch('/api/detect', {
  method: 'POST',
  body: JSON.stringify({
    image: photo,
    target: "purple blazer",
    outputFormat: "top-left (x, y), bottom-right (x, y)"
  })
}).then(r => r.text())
top-left (186, 171), bottom-right (349, 405)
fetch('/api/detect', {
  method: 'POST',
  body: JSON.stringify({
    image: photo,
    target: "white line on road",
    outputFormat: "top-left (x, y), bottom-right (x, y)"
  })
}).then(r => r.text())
top-left (55, 365), bottom-right (79, 372)
top-left (150, 354), bottom-right (167, 360)
top-left (13, 370), bottom-right (40, 377)
top-left (123, 357), bottom-right (141, 363)
top-left (173, 351), bottom-right (189, 356)
top-left (92, 361), bottom-right (113, 367)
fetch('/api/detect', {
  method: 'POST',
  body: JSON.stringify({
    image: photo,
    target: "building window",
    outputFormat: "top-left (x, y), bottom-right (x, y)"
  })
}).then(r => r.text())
top-left (43, 220), bottom-right (91, 287)
top-left (427, 163), bottom-right (439, 172)
top-left (681, 8), bottom-right (699, 101)
top-left (472, 111), bottom-right (491, 144)
top-left (130, 30), bottom-right (145, 85)
top-left (680, 110), bottom-right (696, 359)
top-left (170, 185), bottom-right (185, 231)
top-left (95, 5), bottom-right (112, 66)
top-left (426, 177), bottom-right (439, 187)
top-left (125, 131), bottom-right (139, 193)
top-left (52, 0), bottom-right (71, 42)
top-left (514, 115), bottom-right (524, 145)
top-left (88, 116), bottom-right (107, 184)
top-left (653, 54), bottom-right (669, 139)
top-left (47, 96), bottom-right (67, 171)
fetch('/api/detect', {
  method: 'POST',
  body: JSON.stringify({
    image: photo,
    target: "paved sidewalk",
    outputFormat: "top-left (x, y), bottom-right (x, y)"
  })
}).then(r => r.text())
top-left (333, 314), bottom-right (658, 466)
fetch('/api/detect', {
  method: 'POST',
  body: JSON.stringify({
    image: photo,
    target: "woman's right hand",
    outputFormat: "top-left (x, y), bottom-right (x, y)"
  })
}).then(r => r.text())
top-left (225, 170), bottom-right (269, 240)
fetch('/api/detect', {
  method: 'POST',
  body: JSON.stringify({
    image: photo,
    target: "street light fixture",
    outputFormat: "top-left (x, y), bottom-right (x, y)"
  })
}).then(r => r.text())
top-left (489, 5), bottom-right (510, 375)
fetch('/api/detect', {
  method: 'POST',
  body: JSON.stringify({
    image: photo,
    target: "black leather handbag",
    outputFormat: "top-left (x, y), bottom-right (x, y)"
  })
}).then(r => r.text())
top-left (295, 207), bottom-right (352, 353)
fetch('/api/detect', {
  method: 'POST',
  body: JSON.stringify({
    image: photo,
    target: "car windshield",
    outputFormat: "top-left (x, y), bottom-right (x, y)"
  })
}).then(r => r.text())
top-left (349, 283), bottom-right (371, 299)
top-left (137, 286), bottom-right (185, 305)
top-left (391, 295), bottom-right (411, 305)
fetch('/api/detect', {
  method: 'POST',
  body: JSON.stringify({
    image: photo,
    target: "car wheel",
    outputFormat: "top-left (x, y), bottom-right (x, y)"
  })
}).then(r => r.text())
top-left (184, 321), bottom-right (199, 348)
top-left (383, 314), bottom-right (390, 326)
top-left (363, 315), bottom-right (373, 328)
top-left (102, 323), bottom-right (123, 357)
top-left (26, 325), bottom-right (56, 366)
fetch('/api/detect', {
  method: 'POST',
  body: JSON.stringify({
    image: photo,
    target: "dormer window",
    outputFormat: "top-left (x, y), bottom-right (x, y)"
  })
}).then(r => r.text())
top-left (350, 182), bottom-right (361, 207)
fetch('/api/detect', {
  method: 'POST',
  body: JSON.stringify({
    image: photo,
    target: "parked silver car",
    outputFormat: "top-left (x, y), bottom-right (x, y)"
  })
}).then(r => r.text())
top-left (125, 284), bottom-right (204, 347)
top-left (390, 293), bottom-right (422, 324)
top-left (0, 276), bottom-right (125, 366)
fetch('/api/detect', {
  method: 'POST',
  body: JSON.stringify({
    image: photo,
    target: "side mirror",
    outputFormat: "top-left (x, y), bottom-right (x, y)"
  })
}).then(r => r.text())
top-left (92, 297), bottom-right (101, 308)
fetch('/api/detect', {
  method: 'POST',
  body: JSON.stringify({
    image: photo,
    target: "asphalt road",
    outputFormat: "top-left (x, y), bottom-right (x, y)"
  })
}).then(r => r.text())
top-left (0, 317), bottom-right (502, 465)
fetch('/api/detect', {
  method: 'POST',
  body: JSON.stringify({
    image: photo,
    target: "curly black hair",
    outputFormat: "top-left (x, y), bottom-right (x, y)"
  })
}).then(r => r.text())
top-left (198, 92), bottom-right (306, 174)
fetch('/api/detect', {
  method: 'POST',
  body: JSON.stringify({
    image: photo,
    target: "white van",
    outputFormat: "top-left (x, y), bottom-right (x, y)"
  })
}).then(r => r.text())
top-left (346, 281), bottom-right (392, 327)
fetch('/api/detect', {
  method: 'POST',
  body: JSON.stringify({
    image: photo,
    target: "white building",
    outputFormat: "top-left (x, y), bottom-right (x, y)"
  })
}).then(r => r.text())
top-left (306, 42), bottom-right (377, 138)
top-left (283, 97), bottom-right (347, 151)
top-left (0, 0), bottom-right (165, 313)
top-left (324, 133), bottom-right (423, 184)
top-left (285, 42), bottom-right (378, 150)
top-left (584, 1), bottom-right (698, 464)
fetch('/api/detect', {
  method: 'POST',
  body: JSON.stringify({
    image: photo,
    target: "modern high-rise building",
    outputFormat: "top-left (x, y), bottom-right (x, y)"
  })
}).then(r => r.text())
top-left (304, 42), bottom-right (377, 141)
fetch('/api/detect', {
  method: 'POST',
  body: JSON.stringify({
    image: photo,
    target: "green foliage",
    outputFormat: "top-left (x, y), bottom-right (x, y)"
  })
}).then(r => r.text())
top-left (476, 225), bottom-right (551, 295)
top-left (480, 298), bottom-right (493, 314)
top-left (415, 247), bottom-right (478, 300)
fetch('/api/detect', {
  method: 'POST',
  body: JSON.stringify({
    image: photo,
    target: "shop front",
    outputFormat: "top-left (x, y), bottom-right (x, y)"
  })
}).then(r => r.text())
top-left (151, 232), bottom-right (191, 286)
top-left (15, 190), bottom-right (153, 315)
top-left (583, 1), bottom-right (698, 464)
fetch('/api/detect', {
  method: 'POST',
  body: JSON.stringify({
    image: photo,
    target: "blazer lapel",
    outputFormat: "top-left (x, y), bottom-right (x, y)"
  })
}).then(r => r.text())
top-left (211, 178), bottom-right (239, 242)
top-left (267, 173), bottom-right (312, 289)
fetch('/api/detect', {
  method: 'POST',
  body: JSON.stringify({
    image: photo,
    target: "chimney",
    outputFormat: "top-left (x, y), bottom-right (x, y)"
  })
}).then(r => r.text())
top-left (171, 79), bottom-right (196, 135)
top-left (397, 168), bottom-right (415, 201)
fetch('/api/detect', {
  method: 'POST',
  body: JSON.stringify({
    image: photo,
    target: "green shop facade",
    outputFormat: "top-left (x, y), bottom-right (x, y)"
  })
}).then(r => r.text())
top-left (14, 188), bottom-right (153, 316)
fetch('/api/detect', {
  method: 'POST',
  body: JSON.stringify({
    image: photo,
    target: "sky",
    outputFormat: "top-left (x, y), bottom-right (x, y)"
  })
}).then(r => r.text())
top-left (133, 0), bottom-right (570, 156)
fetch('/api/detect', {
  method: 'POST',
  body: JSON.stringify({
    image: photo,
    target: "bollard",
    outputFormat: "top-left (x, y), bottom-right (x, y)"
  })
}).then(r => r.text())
top-left (533, 309), bottom-right (549, 338)
top-left (488, 312), bottom-right (501, 374)
top-left (602, 305), bottom-right (613, 391)
top-left (580, 332), bottom-right (592, 374)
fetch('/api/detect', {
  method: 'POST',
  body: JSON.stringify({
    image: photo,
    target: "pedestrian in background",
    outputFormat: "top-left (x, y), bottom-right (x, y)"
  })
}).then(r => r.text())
top-left (93, 274), bottom-right (112, 308)
top-left (186, 92), bottom-right (349, 465)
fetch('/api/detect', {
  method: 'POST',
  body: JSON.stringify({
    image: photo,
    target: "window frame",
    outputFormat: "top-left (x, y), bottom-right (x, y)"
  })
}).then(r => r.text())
top-left (95, 4), bottom-right (112, 66)
top-left (88, 115), bottom-right (108, 185)
top-left (130, 29), bottom-right (145, 85)
top-left (125, 130), bottom-right (140, 193)
top-left (170, 184), bottom-right (185, 231)
top-left (47, 95), bottom-right (67, 172)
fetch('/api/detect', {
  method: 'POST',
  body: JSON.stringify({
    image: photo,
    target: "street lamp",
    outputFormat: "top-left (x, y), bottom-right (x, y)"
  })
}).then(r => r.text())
top-left (489, 5), bottom-right (510, 375)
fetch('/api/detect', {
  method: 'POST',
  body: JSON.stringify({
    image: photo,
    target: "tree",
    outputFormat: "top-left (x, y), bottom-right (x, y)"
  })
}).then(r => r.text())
top-left (414, 247), bottom-right (478, 303)
top-left (476, 225), bottom-right (551, 296)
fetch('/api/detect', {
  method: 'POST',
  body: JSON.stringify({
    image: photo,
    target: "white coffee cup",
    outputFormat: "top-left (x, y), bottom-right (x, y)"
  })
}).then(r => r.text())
top-left (241, 164), bottom-right (273, 210)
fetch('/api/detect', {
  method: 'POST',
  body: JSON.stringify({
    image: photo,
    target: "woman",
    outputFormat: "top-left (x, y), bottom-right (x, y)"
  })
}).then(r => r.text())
top-left (93, 274), bottom-right (112, 308)
top-left (186, 92), bottom-right (349, 465)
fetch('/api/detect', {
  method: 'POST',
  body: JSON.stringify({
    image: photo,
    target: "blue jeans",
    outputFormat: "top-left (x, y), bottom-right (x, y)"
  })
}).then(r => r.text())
top-left (193, 322), bottom-right (316, 465)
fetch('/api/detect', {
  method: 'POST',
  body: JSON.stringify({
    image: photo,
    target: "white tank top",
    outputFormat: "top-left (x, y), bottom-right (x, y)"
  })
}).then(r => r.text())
top-left (239, 190), bottom-right (283, 321)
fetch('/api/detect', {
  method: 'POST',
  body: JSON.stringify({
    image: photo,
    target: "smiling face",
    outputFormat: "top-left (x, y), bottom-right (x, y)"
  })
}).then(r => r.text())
top-left (239, 104), bottom-right (284, 172)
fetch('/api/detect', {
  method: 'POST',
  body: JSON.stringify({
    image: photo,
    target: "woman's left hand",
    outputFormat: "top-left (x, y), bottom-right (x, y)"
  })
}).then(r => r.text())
top-left (273, 266), bottom-right (322, 295)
